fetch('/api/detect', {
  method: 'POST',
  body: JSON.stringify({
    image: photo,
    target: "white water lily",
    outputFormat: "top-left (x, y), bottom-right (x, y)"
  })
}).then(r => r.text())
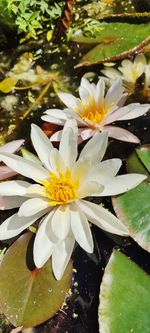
top-left (0, 121), bottom-right (146, 279)
top-left (102, 54), bottom-right (150, 88)
top-left (42, 77), bottom-right (150, 144)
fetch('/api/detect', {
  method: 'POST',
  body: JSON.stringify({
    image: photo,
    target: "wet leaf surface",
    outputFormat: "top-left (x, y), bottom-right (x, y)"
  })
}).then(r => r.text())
top-left (99, 249), bottom-right (150, 333)
top-left (0, 233), bottom-right (72, 328)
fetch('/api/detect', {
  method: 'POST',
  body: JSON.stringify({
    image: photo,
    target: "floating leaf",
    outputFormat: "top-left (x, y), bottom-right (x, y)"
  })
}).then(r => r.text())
top-left (73, 21), bottom-right (150, 67)
top-left (99, 250), bottom-right (150, 333)
top-left (136, 145), bottom-right (150, 172)
top-left (127, 144), bottom-right (150, 179)
top-left (0, 77), bottom-right (18, 93)
top-left (0, 233), bottom-right (72, 328)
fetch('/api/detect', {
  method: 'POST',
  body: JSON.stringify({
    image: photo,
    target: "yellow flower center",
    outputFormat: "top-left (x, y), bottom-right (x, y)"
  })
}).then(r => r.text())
top-left (41, 170), bottom-right (79, 206)
top-left (76, 98), bottom-right (109, 125)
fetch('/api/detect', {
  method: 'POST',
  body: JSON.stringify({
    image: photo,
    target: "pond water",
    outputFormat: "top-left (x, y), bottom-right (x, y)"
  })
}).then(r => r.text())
top-left (0, 0), bottom-right (150, 332)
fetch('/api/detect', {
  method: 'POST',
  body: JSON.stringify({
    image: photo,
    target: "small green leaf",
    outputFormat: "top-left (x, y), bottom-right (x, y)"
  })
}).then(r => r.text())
top-left (99, 250), bottom-right (150, 333)
top-left (0, 233), bottom-right (72, 328)
top-left (136, 146), bottom-right (150, 172)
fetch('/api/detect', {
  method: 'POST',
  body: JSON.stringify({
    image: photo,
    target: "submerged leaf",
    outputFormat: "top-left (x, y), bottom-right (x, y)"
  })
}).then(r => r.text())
top-left (99, 250), bottom-right (150, 333)
top-left (73, 21), bottom-right (150, 67)
top-left (0, 233), bottom-right (72, 328)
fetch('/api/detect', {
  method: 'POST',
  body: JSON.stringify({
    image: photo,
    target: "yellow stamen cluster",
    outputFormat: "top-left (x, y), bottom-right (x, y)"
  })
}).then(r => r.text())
top-left (41, 170), bottom-right (79, 206)
top-left (76, 98), bottom-right (109, 125)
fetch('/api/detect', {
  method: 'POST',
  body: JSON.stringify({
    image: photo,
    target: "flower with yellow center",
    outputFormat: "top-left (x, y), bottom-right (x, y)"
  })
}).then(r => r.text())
top-left (0, 120), bottom-right (146, 279)
top-left (102, 53), bottom-right (150, 88)
top-left (42, 76), bottom-right (150, 144)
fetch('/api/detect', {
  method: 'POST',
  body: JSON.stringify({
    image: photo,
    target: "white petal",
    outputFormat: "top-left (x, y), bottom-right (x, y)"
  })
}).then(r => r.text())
top-left (78, 181), bottom-right (103, 198)
top-left (79, 128), bottom-right (94, 141)
top-left (0, 196), bottom-right (27, 210)
top-left (21, 148), bottom-right (42, 165)
top-left (50, 130), bottom-right (63, 142)
top-left (0, 211), bottom-right (45, 240)
top-left (49, 148), bottom-right (66, 175)
top-left (64, 108), bottom-right (86, 125)
top-left (0, 153), bottom-right (49, 182)
top-left (79, 131), bottom-right (108, 164)
top-left (18, 197), bottom-right (50, 216)
top-left (78, 200), bottom-right (129, 236)
top-left (59, 119), bottom-right (78, 168)
top-left (51, 205), bottom-right (70, 240)
top-left (44, 108), bottom-right (67, 120)
top-left (103, 125), bottom-right (140, 143)
top-left (89, 159), bottom-right (122, 185)
top-left (101, 68), bottom-right (121, 80)
top-left (0, 139), bottom-right (24, 156)
top-left (52, 235), bottom-right (75, 280)
top-left (70, 203), bottom-right (94, 253)
top-left (114, 104), bottom-right (150, 121)
top-left (0, 180), bottom-right (31, 196)
top-left (26, 184), bottom-right (46, 198)
top-left (41, 115), bottom-right (66, 126)
top-left (0, 166), bottom-right (17, 181)
top-left (100, 174), bottom-right (147, 196)
top-left (31, 124), bottom-right (53, 170)
top-left (103, 103), bottom-right (150, 125)
top-left (34, 210), bottom-right (58, 268)
top-left (105, 78), bottom-right (124, 107)
top-left (94, 78), bottom-right (105, 106)
top-left (58, 92), bottom-right (81, 109)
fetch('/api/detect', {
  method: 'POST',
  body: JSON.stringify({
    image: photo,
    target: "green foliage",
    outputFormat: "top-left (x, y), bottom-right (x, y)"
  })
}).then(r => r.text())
top-left (0, 233), bottom-right (73, 328)
top-left (0, 0), bottom-right (63, 39)
top-left (99, 250), bottom-right (150, 333)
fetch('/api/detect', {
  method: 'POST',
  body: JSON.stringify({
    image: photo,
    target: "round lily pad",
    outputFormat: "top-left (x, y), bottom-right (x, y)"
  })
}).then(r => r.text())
top-left (113, 145), bottom-right (150, 252)
top-left (0, 233), bottom-right (73, 328)
top-left (99, 250), bottom-right (150, 333)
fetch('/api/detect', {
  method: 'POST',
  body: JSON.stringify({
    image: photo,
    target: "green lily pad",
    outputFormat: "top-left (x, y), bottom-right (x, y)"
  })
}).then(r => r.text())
top-left (112, 145), bottom-right (150, 252)
top-left (127, 145), bottom-right (150, 180)
top-left (73, 21), bottom-right (150, 67)
top-left (99, 250), bottom-right (150, 333)
top-left (0, 233), bottom-right (72, 328)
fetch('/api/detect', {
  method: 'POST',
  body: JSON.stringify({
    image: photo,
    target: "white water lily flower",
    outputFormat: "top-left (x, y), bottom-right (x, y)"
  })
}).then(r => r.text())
top-left (102, 54), bottom-right (150, 88)
top-left (42, 76), bottom-right (150, 143)
top-left (0, 121), bottom-right (146, 279)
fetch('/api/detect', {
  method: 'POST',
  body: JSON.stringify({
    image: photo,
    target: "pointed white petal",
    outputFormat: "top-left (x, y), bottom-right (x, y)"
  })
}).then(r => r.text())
top-left (49, 148), bottom-right (66, 175)
top-left (0, 140), bottom-right (24, 156)
top-left (79, 128), bottom-right (94, 141)
top-left (0, 196), bottom-right (27, 210)
top-left (41, 115), bottom-right (66, 126)
top-left (31, 124), bottom-right (53, 170)
top-left (0, 153), bottom-right (49, 182)
top-left (103, 125), bottom-right (140, 143)
top-left (0, 210), bottom-right (46, 240)
top-left (59, 119), bottom-right (78, 168)
top-left (79, 131), bottom-right (108, 164)
top-left (50, 130), bottom-right (63, 142)
top-left (70, 203), bottom-right (94, 253)
top-left (51, 205), bottom-right (70, 240)
top-left (64, 108), bottom-right (86, 125)
top-left (58, 92), bottom-right (81, 109)
top-left (18, 197), bottom-right (50, 216)
top-left (34, 210), bottom-right (58, 268)
top-left (78, 200), bottom-right (129, 236)
top-left (52, 235), bottom-right (75, 280)
top-left (100, 174), bottom-right (147, 196)
top-left (105, 78), bottom-right (124, 107)
top-left (43, 108), bottom-right (67, 120)
top-left (78, 181), bottom-right (103, 198)
top-left (103, 103), bottom-right (150, 125)
top-left (0, 180), bottom-right (31, 196)
top-left (95, 78), bottom-right (105, 105)
top-left (89, 159), bottom-right (122, 185)
top-left (101, 68), bottom-right (121, 80)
